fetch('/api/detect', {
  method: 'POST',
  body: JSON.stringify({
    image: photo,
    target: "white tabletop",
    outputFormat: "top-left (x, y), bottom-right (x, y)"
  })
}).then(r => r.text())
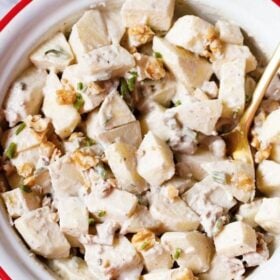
top-left (0, 0), bottom-right (18, 18)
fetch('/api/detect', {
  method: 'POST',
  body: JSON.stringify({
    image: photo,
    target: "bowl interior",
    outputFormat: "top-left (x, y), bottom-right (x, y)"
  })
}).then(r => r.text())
top-left (0, 0), bottom-right (280, 279)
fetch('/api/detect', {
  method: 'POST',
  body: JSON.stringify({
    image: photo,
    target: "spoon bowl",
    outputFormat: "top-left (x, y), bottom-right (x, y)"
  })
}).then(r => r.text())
top-left (224, 43), bottom-right (280, 167)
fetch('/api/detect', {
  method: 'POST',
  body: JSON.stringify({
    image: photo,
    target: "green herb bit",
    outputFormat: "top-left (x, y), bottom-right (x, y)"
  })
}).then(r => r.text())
top-left (77, 82), bottom-right (84, 91)
top-left (174, 100), bottom-right (182, 107)
top-left (173, 248), bottom-right (182, 260)
top-left (74, 93), bottom-right (85, 111)
top-left (153, 52), bottom-right (163, 59)
top-left (88, 218), bottom-right (95, 226)
top-left (127, 74), bottom-right (138, 92)
top-left (15, 122), bottom-right (26, 135)
top-left (120, 78), bottom-right (129, 97)
top-left (95, 164), bottom-right (107, 179)
top-left (5, 142), bottom-right (17, 159)
top-left (44, 48), bottom-right (68, 57)
top-left (212, 171), bottom-right (227, 184)
top-left (213, 217), bottom-right (226, 236)
top-left (83, 137), bottom-right (95, 147)
top-left (19, 185), bottom-right (32, 193)
top-left (140, 241), bottom-right (149, 250)
top-left (97, 210), bottom-right (107, 218)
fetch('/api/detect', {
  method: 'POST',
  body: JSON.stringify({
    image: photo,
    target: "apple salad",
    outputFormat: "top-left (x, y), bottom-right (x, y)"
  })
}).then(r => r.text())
top-left (0, 0), bottom-right (277, 279)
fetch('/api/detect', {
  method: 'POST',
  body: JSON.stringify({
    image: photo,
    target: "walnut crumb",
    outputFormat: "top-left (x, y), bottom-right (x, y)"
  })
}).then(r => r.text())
top-left (56, 89), bottom-right (76, 105)
top-left (131, 230), bottom-right (156, 252)
top-left (145, 57), bottom-right (166, 80)
top-left (71, 150), bottom-right (100, 170)
top-left (128, 25), bottom-right (155, 47)
top-left (18, 163), bottom-right (35, 178)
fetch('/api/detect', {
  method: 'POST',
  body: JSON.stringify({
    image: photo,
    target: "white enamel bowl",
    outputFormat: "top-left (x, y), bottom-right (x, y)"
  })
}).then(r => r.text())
top-left (0, 0), bottom-right (280, 279)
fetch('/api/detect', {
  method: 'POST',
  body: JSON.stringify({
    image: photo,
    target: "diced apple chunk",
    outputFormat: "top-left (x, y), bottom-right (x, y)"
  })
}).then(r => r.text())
top-left (140, 103), bottom-right (173, 142)
top-left (140, 242), bottom-right (173, 272)
top-left (121, 0), bottom-right (175, 31)
top-left (30, 33), bottom-right (74, 72)
top-left (2, 125), bottom-right (47, 153)
top-left (257, 160), bottom-right (280, 197)
top-left (1, 188), bottom-right (41, 218)
top-left (257, 108), bottom-right (280, 147)
top-left (200, 254), bottom-right (245, 280)
top-left (216, 20), bottom-right (244, 45)
top-left (62, 65), bottom-right (107, 113)
top-left (153, 37), bottom-right (213, 89)
top-left (149, 191), bottom-right (199, 232)
top-left (140, 74), bottom-right (177, 107)
top-left (170, 100), bottom-right (222, 135)
top-left (42, 72), bottom-right (81, 139)
top-left (84, 236), bottom-right (141, 279)
top-left (85, 109), bottom-right (103, 140)
top-left (236, 200), bottom-right (262, 228)
top-left (98, 90), bottom-right (136, 130)
top-left (14, 207), bottom-right (70, 259)
top-left (166, 15), bottom-right (215, 56)
top-left (48, 155), bottom-right (85, 198)
top-left (10, 142), bottom-right (55, 175)
top-left (80, 45), bottom-right (135, 80)
top-left (219, 59), bottom-right (246, 118)
top-left (214, 221), bottom-right (256, 257)
top-left (4, 67), bottom-right (47, 127)
top-left (183, 176), bottom-right (236, 215)
top-left (175, 148), bottom-right (218, 181)
top-left (142, 267), bottom-right (196, 280)
top-left (69, 10), bottom-right (110, 62)
top-left (161, 231), bottom-right (214, 273)
top-left (121, 205), bottom-right (161, 234)
top-left (98, 121), bottom-right (142, 148)
top-left (105, 142), bottom-right (147, 194)
top-left (86, 187), bottom-right (138, 223)
top-left (255, 198), bottom-right (280, 234)
top-left (86, 111), bottom-right (141, 147)
top-left (48, 257), bottom-right (97, 280)
top-left (57, 197), bottom-right (88, 239)
top-left (137, 132), bottom-right (175, 186)
top-left (202, 160), bottom-right (255, 203)
top-left (213, 44), bottom-right (257, 77)
top-left (103, 8), bottom-right (126, 44)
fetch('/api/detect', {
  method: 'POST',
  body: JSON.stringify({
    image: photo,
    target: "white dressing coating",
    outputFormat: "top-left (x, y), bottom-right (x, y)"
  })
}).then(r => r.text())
top-left (1, 1), bottom-right (276, 279)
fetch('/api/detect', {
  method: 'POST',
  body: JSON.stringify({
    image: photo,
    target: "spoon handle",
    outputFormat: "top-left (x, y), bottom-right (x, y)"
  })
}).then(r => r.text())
top-left (241, 43), bottom-right (280, 133)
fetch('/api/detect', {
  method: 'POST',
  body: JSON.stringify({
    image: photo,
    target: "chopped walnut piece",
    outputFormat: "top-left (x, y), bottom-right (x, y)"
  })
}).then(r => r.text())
top-left (56, 89), bottom-right (76, 105)
top-left (235, 173), bottom-right (254, 192)
top-left (71, 150), bottom-right (100, 170)
top-left (255, 145), bottom-right (272, 163)
top-left (131, 229), bottom-right (156, 251)
top-left (18, 163), bottom-right (35, 178)
top-left (166, 185), bottom-right (179, 201)
top-left (128, 25), bottom-right (155, 48)
top-left (145, 57), bottom-right (166, 80)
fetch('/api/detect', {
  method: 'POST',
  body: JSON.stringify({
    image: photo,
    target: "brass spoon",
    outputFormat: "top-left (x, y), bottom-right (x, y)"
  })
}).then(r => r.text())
top-left (224, 44), bottom-right (280, 168)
